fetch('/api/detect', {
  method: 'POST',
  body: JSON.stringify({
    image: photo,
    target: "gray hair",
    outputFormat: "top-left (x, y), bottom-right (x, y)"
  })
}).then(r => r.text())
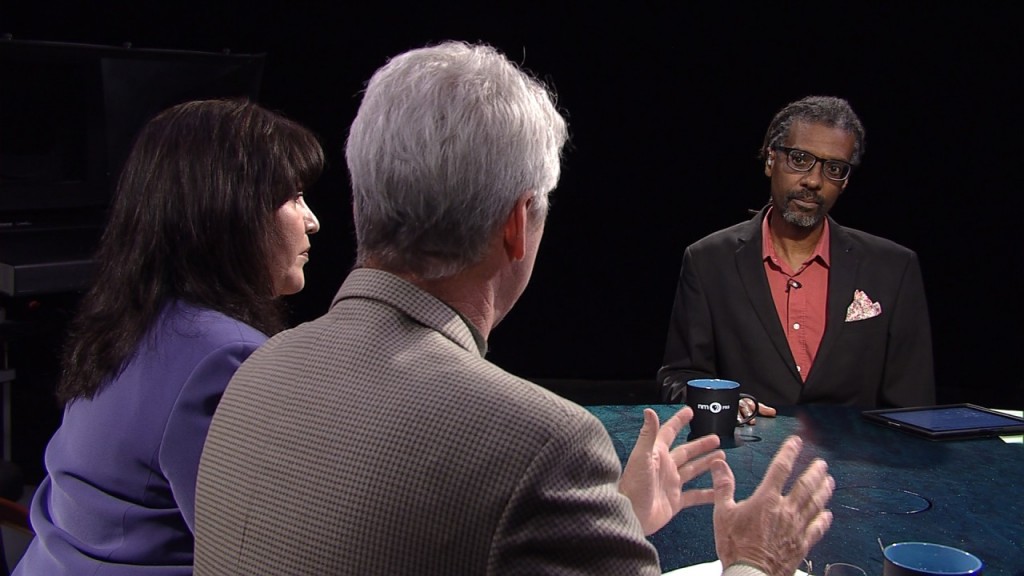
top-left (345, 41), bottom-right (569, 279)
top-left (760, 95), bottom-right (866, 166)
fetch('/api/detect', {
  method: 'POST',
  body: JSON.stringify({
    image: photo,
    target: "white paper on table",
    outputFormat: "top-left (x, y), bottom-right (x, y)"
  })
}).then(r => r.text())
top-left (662, 560), bottom-right (722, 576)
top-left (993, 409), bottom-right (1023, 444)
top-left (662, 559), bottom-right (807, 576)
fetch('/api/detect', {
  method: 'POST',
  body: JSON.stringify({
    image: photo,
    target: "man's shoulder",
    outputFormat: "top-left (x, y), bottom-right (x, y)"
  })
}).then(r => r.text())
top-left (687, 216), bottom-right (757, 253)
top-left (233, 302), bottom-right (596, 425)
top-left (833, 221), bottom-right (919, 259)
top-left (428, 350), bottom-right (603, 437)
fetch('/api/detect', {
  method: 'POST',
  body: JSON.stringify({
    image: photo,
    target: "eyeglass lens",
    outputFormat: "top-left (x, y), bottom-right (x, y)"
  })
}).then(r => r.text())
top-left (778, 147), bottom-right (851, 181)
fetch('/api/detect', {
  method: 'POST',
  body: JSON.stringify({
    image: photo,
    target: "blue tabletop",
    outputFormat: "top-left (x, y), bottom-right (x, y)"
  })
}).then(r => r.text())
top-left (587, 404), bottom-right (1023, 576)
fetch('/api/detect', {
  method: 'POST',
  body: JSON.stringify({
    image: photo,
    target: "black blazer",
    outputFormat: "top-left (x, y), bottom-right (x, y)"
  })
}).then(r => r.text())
top-left (658, 207), bottom-right (936, 408)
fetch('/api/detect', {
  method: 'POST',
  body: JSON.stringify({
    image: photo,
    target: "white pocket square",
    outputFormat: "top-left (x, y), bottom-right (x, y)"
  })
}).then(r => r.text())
top-left (845, 289), bottom-right (881, 322)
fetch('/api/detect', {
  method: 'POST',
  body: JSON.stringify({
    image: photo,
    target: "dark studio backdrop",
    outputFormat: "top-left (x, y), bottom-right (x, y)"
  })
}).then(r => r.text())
top-left (2, 1), bottom-right (1022, 482)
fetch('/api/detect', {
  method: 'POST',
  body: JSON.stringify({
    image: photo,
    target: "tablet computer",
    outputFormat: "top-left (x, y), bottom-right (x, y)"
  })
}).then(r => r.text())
top-left (861, 403), bottom-right (1024, 440)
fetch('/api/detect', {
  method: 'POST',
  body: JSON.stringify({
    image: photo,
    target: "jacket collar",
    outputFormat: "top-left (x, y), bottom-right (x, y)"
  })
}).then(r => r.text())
top-left (332, 268), bottom-right (486, 357)
top-left (732, 205), bottom-right (861, 384)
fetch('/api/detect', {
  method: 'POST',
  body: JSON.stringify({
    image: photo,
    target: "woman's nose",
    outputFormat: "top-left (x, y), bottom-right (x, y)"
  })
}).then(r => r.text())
top-left (305, 204), bottom-right (320, 234)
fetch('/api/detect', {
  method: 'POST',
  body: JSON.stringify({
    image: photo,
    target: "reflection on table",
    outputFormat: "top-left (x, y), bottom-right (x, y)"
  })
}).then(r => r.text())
top-left (587, 404), bottom-right (1024, 576)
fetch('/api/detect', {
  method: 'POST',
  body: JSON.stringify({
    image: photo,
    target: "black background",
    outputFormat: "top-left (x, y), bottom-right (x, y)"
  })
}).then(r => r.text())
top-left (3, 1), bottom-right (1022, 478)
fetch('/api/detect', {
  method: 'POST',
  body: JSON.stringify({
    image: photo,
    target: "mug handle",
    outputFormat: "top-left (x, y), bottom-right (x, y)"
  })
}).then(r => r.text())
top-left (736, 393), bottom-right (759, 426)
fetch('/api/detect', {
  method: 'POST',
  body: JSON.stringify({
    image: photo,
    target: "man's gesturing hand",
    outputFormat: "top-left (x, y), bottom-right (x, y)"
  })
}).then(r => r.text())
top-left (711, 436), bottom-right (834, 576)
top-left (620, 406), bottom-right (725, 535)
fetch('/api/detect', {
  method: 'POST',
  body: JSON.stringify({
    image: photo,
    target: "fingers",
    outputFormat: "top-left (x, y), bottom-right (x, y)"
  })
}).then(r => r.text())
top-left (679, 486), bottom-right (717, 508)
top-left (677, 450), bottom-right (726, 510)
top-left (670, 435), bottom-right (722, 485)
top-left (634, 407), bottom-right (694, 455)
top-left (755, 435), bottom-right (802, 496)
top-left (632, 408), bottom-right (659, 455)
top-left (622, 409), bottom-right (660, 477)
top-left (739, 399), bottom-right (777, 423)
top-left (670, 433), bottom-right (720, 467)
top-left (786, 456), bottom-right (835, 557)
top-left (738, 397), bottom-right (754, 418)
top-left (790, 461), bottom-right (834, 523)
top-left (675, 440), bottom-right (724, 473)
top-left (803, 509), bottom-right (833, 551)
top-left (738, 399), bottom-right (757, 426)
top-left (658, 405), bottom-right (693, 446)
top-left (711, 434), bottom-right (834, 575)
top-left (671, 437), bottom-right (724, 511)
top-left (711, 458), bottom-right (737, 507)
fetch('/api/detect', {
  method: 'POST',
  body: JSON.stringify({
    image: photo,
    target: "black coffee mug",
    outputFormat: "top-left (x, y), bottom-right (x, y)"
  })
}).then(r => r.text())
top-left (686, 379), bottom-right (758, 441)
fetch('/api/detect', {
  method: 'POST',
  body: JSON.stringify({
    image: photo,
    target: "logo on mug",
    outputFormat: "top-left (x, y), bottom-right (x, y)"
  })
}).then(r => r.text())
top-left (697, 402), bottom-right (729, 413)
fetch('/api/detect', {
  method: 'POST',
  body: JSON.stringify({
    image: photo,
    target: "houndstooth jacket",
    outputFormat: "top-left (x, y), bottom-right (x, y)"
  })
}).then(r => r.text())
top-left (193, 267), bottom-right (663, 575)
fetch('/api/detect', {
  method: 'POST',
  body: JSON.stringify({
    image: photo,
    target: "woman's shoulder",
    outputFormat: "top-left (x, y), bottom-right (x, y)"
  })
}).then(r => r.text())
top-left (159, 300), bottom-right (269, 349)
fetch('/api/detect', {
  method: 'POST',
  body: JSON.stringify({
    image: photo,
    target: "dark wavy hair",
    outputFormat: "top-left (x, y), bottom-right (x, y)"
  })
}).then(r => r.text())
top-left (57, 99), bottom-right (324, 404)
top-left (760, 95), bottom-right (866, 166)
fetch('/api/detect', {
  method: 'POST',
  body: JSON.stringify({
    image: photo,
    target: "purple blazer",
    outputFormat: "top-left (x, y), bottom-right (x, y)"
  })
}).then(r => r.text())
top-left (14, 301), bottom-right (267, 576)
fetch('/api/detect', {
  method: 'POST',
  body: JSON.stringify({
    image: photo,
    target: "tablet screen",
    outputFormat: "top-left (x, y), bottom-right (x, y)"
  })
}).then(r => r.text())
top-left (883, 406), bottom-right (1022, 431)
top-left (863, 404), bottom-right (1024, 439)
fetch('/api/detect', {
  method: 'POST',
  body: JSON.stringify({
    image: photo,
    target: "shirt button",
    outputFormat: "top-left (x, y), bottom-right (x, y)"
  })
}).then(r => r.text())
top-left (797, 365), bottom-right (802, 372)
top-left (793, 323), bottom-right (800, 330)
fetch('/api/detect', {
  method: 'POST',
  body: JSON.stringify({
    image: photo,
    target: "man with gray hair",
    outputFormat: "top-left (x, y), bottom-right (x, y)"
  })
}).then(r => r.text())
top-left (194, 42), bottom-right (834, 576)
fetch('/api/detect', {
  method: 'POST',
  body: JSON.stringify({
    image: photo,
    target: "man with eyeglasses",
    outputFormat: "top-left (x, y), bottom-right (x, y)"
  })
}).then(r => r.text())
top-left (658, 95), bottom-right (936, 414)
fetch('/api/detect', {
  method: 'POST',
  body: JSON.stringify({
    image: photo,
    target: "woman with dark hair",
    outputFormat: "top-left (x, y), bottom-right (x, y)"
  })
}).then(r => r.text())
top-left (14, 99), bottom-right (324, 575)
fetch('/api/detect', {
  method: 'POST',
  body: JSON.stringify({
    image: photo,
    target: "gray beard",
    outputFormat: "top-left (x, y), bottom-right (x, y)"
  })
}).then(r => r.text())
top-left (781, 192), bottom-right (825, 228)
top-left (782, 208), bottom-right (823, 228)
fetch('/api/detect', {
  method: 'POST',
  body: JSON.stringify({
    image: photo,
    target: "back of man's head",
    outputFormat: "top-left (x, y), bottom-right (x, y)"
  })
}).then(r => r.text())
top-left (346, 41), bottom-right (569, 279)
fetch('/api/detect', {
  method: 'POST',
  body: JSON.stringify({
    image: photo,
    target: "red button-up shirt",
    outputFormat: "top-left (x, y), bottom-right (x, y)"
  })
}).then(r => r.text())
top-left (761, 209), bottom-right (830, 382)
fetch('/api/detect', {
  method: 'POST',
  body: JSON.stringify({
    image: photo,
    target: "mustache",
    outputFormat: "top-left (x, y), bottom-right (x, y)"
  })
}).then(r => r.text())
top-left (785, 190), bottom-right (823, 204)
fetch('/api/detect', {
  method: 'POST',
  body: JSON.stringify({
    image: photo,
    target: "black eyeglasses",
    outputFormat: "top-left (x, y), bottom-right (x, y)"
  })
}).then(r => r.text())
top-left (772, 146), bottom-right (853, 182)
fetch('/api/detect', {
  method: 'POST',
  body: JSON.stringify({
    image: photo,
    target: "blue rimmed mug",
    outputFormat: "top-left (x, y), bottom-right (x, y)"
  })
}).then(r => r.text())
top-left (685, 379), bottom-right (758, 441)
top-left (883, 542), bottom-right (983, 576)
